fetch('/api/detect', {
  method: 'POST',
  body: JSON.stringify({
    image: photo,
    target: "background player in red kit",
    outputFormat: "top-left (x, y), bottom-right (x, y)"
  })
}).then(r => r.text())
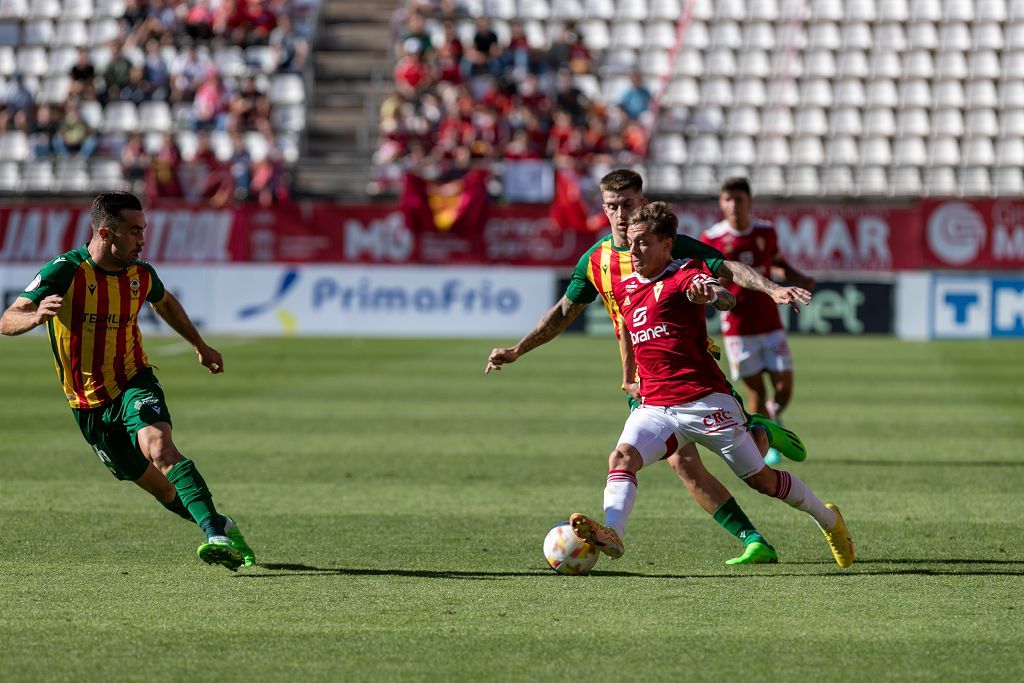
top-left (569, 202), bottom-right (854, 569)
top-left (701, 177), bottom-right (817, 462)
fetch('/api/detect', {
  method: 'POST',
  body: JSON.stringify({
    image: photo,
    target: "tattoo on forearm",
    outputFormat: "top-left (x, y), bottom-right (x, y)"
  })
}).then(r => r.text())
top-left (724, 262), bottom-right (776, 294)
top-left (516, 299), bottom-right (586, 354)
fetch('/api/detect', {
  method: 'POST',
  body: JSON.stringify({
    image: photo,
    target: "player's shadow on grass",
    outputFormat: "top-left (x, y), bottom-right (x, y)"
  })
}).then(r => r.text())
top-left (241, 561), bottom-right (1024, 580)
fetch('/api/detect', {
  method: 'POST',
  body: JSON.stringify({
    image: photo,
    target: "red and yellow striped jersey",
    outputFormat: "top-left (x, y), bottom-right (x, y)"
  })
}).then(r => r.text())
top-left (20, 247), bottom-right (165, 409)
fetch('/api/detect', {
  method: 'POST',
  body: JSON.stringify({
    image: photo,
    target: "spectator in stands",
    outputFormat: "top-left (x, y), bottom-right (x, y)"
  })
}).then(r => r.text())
top-left (69, 49), bottom-right (97, 100)
top-left (269, 14), bottom-right (309, 73)
top-left (243, 0), bottom-right (279, 46)
top-left (553, 69), bottom-right (589, 124)
top-left (192, 68), bottom-right (228, 130)
top-left (148, 132), bottom-right (183, 197)
top-left (121, 0), bottom-right (148, 32)
top-left (0, 74), bottom-right (34, 132)
top-left (228, 75), bottom-right (272, 132)
top-left (394, 40), bottom-right (432, 98)
top-left (440, 21), bottom-right (464, 64)
top-left (502, 21), bottom-right (531, 77)
top-left (466, 15), bottom-right (500, 77)
top-left (251, 148), bottom-right (288, 208)
top-left (53, 104), bottom-right (98, 158)
top-left (140, 0), bottom-right (181, 44)
top-left (171, 43), bottom-right (210, 102)
top-left (102, 42), bottom-right (135, 102)
top-left (28, 105), bottom-right (59, 160)
top-left (228, 131), bottom-right (252, 199)
top-left (120, 66), bottom-right (152, 104)
top-left (549, 24), bottom-right (592, 75)
top-left (121, 132), bottom-right (149, 190)
top-left (397, 11), bottom-right (432, 59)
top-left (619, 71), bottom-right (653, 120)
top-left (185, 0), bottom-right (216, 41)
top-left (143, 40), bottom-right (171, 101)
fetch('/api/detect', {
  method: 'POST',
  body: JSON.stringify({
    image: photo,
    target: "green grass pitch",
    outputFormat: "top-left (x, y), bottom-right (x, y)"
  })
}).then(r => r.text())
top-left (1, 334), bottom-right (1023, 682)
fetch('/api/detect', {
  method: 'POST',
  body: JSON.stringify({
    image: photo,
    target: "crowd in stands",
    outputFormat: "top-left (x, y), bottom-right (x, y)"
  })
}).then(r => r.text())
top-left (0, 0), bottom-right (316, 203)
top-left (373, 0), bottom-right (655, 193)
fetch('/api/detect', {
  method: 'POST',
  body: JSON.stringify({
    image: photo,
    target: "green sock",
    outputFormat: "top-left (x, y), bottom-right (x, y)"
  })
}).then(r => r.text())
top-left (160, 494), bottom-right (194, 523)
top-left (713, 497), bottom-right (769, 547)
top-left (165, 459), bottom-right (226, 538)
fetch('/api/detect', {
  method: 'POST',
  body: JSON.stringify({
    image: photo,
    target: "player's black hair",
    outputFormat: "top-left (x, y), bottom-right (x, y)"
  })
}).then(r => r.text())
top-left (599, 168), bottom-right (643, 194)
top-left (720, 176), bottom-right (752, 197)
top-left (627, 201), bottom-right (677, 241)
top-left (91, 191), bottom-right (143, 232)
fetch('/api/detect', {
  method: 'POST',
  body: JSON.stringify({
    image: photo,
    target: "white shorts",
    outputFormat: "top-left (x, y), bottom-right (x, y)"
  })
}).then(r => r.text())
top-left (616, 392), bottom-right (765, 480)
top-left (723, 330), bottom-right (793, 381)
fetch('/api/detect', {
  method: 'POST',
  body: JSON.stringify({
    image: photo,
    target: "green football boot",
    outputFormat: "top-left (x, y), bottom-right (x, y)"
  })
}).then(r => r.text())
top-left (749, 414), bottom-right (807, 462)
top-left (725, 541), bottom-right (779, 566)
top-left (197, 536), bottom-right (244, 571)
top-left (223, 515), bottom-right (256, 567)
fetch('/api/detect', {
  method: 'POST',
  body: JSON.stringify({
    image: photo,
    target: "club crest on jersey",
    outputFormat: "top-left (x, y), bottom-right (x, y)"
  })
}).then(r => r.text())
top-left (88, 283), bottom-right (96, 295)
top-left (653, 281), bottom-right (664, 301)
top-left (130, 278), bottom-right (140, 298)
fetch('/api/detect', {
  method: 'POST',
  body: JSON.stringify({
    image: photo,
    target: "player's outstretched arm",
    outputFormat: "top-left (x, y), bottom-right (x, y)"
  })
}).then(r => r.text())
top-left (485, 296), bottom-right (587, 374)
top-left (150, 292), bottom-right (224, 374)
top-left (0, 295), bottom-right (62, 336)
top-left (716, 259), bottom-right (812, 312)
top-left (772, 255), bottom-right (816, 292)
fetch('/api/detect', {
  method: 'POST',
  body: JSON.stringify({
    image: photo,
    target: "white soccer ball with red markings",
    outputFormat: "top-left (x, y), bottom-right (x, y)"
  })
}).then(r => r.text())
top-left (543, 522), bottom-right (599, 575)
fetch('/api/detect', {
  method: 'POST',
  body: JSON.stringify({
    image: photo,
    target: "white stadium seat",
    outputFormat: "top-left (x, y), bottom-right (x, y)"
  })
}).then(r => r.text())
top-left (823, 165), bottom-right (854, 194)
top-left (648, 0), bottom-right (679, 19)
top-left (752, 164), bottom-right (786, 194)
top-left (829, 107), bottom-right (863, 136)
top-left (722, 135), bottom-right (756, 164)
top-left (747, 0), bottom-right (778, 21)
top-left (907, 21), bottom-right (938, 49)
top-left (1000, 109), bottom-right (1024, 136)
top-left (864, 107), bottom-right (896, 137)
top-left (893, 137), bottom-right (927, 165)
top-left (933, 108), bottom-right (964, 136)
top-left (583, 0), bottom-right (614, 18)
top-left (857, 166), bottom-right (889, 195)
top-left (928, 136), bottom-right (960, 165)
top-left (836, 49), bottom-right (868, 78)
top-left (727, 107), bottom-right (761, 135)
top-left (795, 107), bottom-right (828, 135)
top-left (969, 50), bottom-right (1001, 79)
top-left (22, 160), bottom-right (53, 191)
top-left (736, 49), bottom-right (769, 77)
top-left (959, 168), bottom-right (991, 196)
top-left (903, 50), bottom-right (934, 79)
top-left (688, 134), bottom-right (722, 164)
top-left (870, 51), bottom-right (902, 78)
top-left (963, 137), bottom-right (995, 167)
top-left (891, 167), bottom-right (923, 194)
top-left (652, 133), bottom-right (687, 164)
top-left (974, 22), bottom-right (1004, 50)
top-left (897, 108), bottom-right (930, 137)
top-left (826, 136), bottom-right (859, 165)
top-left (910, 0), bottom-right (941, 21)
top-left (792, 135), bottom-right (824, 165)
top-left (761, 106), bottom-right (793, 135)
top-left (878, 0), bottom-right (909, 21)
top-left (994, 167), bottom-right (1024, 194)
top-left (614, 0), bottom-right (647, 20)
top-left (924, 167), bottom-right (957, 196)
top-left (965, 109), bottom-right (998, 138)
top-left (860, 137), bottom-right (892, 166)
top-left (788, 166), bottom-right (820, 195)
top-left (805, 49), bottom-right (836, 78)
top-left (757, 136), bottom-right (790, 165)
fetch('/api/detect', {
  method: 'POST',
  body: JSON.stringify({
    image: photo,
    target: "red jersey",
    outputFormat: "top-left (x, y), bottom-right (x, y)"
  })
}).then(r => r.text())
top-left (613, 259), bottom-right (732, 407)
top-left (701, 219), bottom-right (783, 336)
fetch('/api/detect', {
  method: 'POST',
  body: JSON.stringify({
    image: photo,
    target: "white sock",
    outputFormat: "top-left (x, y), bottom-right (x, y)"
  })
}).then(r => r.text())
top-left (774, 470), bottom-right (837, 530)
top-left (603, 470), bottom-right (638, 538)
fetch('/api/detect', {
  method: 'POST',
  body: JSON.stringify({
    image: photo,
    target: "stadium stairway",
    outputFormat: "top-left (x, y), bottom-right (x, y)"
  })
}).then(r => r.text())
top-left (296, 0), bottom-right (397, 199)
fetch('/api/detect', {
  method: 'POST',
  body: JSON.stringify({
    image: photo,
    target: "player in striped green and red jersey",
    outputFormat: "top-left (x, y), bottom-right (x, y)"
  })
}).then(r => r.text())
top-left (1, 191), bottom-right (254, 571)
top-left (486, 169), bottom-right (812, 565)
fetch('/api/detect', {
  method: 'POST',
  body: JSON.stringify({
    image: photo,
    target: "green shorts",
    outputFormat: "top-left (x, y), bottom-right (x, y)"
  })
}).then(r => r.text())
top-left (72, 369), bottom-right (173, 481)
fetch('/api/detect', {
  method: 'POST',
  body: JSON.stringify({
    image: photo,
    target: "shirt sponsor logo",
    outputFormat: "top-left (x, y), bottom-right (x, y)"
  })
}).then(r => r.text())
top-left (82, 313), bottom-right (135, 324)
top-left (630, 323), bottom-right (669, 345)
top-left (625, 281), bottom-right (639, 294)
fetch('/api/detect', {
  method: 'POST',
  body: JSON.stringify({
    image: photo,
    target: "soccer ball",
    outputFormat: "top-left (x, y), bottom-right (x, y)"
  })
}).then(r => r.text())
top-left (543, 521), bottom-right (599, 575)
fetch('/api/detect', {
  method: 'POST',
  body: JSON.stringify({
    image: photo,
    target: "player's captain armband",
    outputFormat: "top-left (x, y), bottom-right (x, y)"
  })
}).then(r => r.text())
top-left (24, 274), bottom-right (41, 292)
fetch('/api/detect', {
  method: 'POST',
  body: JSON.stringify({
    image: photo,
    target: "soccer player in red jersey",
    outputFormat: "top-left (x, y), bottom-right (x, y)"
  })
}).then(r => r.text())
top-left (701, 178), bottom-right (817, 453)
top-left (486, 170), bottom-right (809, 565)
top-left (569, 202), bottom-right (854, 569)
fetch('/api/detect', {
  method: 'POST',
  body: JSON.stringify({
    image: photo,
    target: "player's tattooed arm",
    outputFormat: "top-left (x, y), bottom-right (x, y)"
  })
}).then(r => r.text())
top-left (716, 259), bottom-right (812, 312)
top-left (0, 295), bottom-right (62, 336)
top-left (485, 296), bottom-right (587, 373)
top-left (151, 291), bottom-right (224, 374)
top-left (772, 255), bottom-right (816, 292)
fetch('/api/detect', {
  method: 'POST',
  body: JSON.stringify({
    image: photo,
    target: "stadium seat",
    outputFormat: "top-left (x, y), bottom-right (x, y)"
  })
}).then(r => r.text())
top-left (550, 0), bottom-right (583, 19)
top-left (936, 51), bottom-right (967, 80)
top-left (860, 137), bottom-right (892, 166)
top-left (829, 107), bottom-right (863, 136)
top-left (54, 158), bottom-right (90, 192)
top-left (610, 21), bottom-right (644, 49)
top-left (967, 80), bottom-right (998, 109)
top-left (0, 160), bottom-right (17, 190)
top-left (864, 107), bottom-right (896, 137)
top-left (875, 23), bottom-right (907, 50)
top-left (648, 163), bottom-right (683, 192)
top-left (22, 160), bottom-right (53, 191)
top-left (213, 46), bottom-right (246, 78)
top-left (779, 0), bottom-right (806, 20)
top-left (969, 50), bottom-right (1001, 79)
top-left (15, 46), bottom-right (47, 76)
top-left (614, 0), bottom-right (647, 20)
top-left (748, 0), bottom-right (778, 21)
top-left (770, 50), bottom-right (803, 78)
top-left (688, 134), bottom-right (722, 164)
top-left (705, 48), bottom-right (736, 77)
top-left (53, 20), bottom-right (87, 47)
top-left (942, 0), bottom-right (972, 21)
top-left (137, 101), bottom-right (172, 132)
top-left (579, 20), bottom-right (610, 50)
top-left (94, 0), bottom-right (125, 16)
top-left (907, 21), bottom-right (938, 49)
top-left (856, 166), bottom-right (889, 195)
top-left (62, 0), bottom-right (93, 21)
top-left (934, 80), bottom-right (965, 109)
top-left (897, 108), bottom-right (930, 136)
top-left (26, 0), bottom-right (59, 18)
top-left (710, 20), bottom-right (742, 49)
top-left (89, 45), bottom-right (111, 71)
top-left (0, 21), bottom-right (18, 46)
top-left (682, 20), bottom-right (709, 49)
top-left (648, 0), bottom-right (679, 19)
top-left (737, 77), bottom-right (770, 107)
top-left (736, 49), bottom-right (769, 77)
top-left (788, 166), bottom-right (820, 195)
top-left (673, 49), bottom-right (703, 76)
top-left (602, 48), bottom-right (636, 74)
top-left (644, 21), bottom-right (676, 49)
top-left (893, 137), bottom-right (927, 165)
top-left (600, 75), bottom-right (630, 103)
top-left (826, 136), bottom-right (859, 165)
top-left (845, 0), bottom-right (876, 20)
top-left (793, 135), bottom-right (824, 165)
top-left (89, 159), bottom-right (124, 191)
top-left (963, 137), bottom-right (995, 166)
top-left (78, 99), bottom-right (102, 129)
top-left (663, 78), bottom-right (699, 106)
top-left (965, 109), bottom-right (998, 138)
top-left (808, 21), bottom-right (841, 50)
top-left (959, 168), bottom-right (991, 196)
top-left (757, 136), bottom-right (790, 165)
top-left (269, 74), bottom-right (305, 105)
top-left (0, 0), bottom-right (26, 18)
top-left (722, 135), bottom-right (756, 164)
top-left (761, 107), bottom-right (793, 135)
top-left (692, 105), bottom-right (724, 132)
top-left (836, 49), bottom-right (868, 78)
top-left (978, 0), bottom-right (1007, 21)
top-left (22, 19), bottom-right (53, 45)
top-left (890, 167), bottom-right (922, 194)
top-left (484, 0), bottom-right (516, 20)
top-left (727, 106), bottom-right (760, 135)
top-left (766, 78), bottom-right (798, 106)
top-left (805, 49), bottom-right (836, 78)
top-left (0, 131), bottom-right (27, 161)
top-left (277, 133), bottom-right (300, 165)
top-left (924, 167), bottom-right (957, 195)
top-left (900, 79), bottom-right (933, 108)
top-left (682, 163), bottom-right (718, 194)
top-left (879, 0), bottom-right (909, 21)
top-left (652, 133), bottom-right (687, 163)
top-left (822, 165), bottom-right (854, 194)
top-left (834, 78), bottom-right (866, 107)
top-left (752, 164), bottom-right (785, 195)
top-left (841, 21), bottom-right (872, 49)
top-left (245, 45), bottom-right (275, 73)
top-left (716, 0), bottom-right (746, 20)
top-left (928, 136), bottom-right (960, 165)
top-left (1009, 23), bottom-right (1024, 50)
top-left (1000, 108), bottom-right (1024, 136)
top-left (583, 0), bottom-right (614, 18)
top-left (973, 22), bottom-right (1004, 50)
top-left (870, 51), bottom-right (902, 78)
top-left (103, 101), bottom-right (139, 134)
top-left (519, 0), bottom-right (550, 20)
top-left (572, 73), bottom-right (600, 100)
top-left (0, 45), bottom-right (13, 74)
top-left (811, 0), bottom-right (843, 20)
top-left (994, 167), bottom-right (1024, 194)
top-left (999, 80), bottom-right (1024, 108)
top-left (38, 75), bottom-right (69, 104)
top-left (939, 22), bottom-right (971, 50)
top-left (742, 22), bottom-right (775, 50)
top-left (866, 78), bottom-right (898, 107)
top-left (902, 50), bottom-right (934, 79)
top-left (701, 78), bottom-right (734, 106)
top-left (933, 108), bottom-right (964, 136)
top-left (910, 0), bottom-right (941, 21)
top-left (795, 107), bottom-right (828, 135)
